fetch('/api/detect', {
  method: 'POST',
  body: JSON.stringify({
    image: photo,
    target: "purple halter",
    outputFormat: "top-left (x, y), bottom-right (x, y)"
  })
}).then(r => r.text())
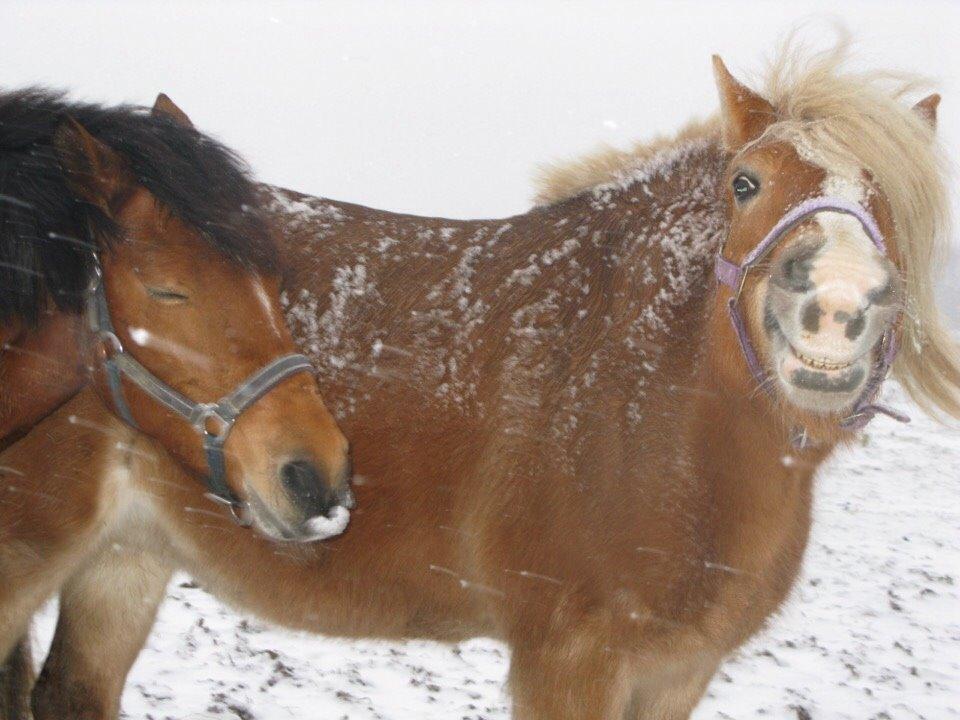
top-left (714, 196), bottom-right (909, 434)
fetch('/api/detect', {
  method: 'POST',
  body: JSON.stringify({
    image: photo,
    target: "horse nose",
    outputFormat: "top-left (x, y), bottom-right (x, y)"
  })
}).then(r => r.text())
top-left (280, 459), bottom-right (339, 519)
top-left (800, 286), bottom-right (867, 344)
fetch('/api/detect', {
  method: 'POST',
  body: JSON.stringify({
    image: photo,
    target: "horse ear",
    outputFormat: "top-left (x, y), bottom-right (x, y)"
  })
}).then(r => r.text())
top-left (712, 55), bottom-right (775, 151)
top-left (912, 93), bottom-right (940, 131)
top-left (54, 116), bottom-right (131, 214)
top-left (152, 93), bottom-right (195, 128)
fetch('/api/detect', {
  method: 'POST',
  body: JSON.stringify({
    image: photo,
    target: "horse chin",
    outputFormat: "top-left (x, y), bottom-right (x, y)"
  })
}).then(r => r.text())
top-left (242, 484), bottom-right (350, 544)
top-left (771, 340), bottom-right (872, 416)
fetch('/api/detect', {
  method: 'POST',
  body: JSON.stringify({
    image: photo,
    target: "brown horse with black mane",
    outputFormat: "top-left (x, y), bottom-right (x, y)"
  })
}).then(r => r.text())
top-left (0, 90), bottom-right (351, 717)
top-left (6, 44), bottom-right (960, 718)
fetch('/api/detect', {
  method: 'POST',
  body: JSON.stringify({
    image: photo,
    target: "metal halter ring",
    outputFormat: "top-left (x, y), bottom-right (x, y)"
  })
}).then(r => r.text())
top-left (195, 404), bottom-right (232, 439)
top-left (94, 329), bottom-right (124, 362)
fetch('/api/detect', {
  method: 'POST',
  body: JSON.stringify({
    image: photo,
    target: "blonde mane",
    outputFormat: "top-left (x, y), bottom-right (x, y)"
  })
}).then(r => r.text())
top-left (758, 39), bottom-right (958, 420)
top-left (533, 118), bottom-right (719, 207)
top-left (535, 37), bottom-right (960, 420)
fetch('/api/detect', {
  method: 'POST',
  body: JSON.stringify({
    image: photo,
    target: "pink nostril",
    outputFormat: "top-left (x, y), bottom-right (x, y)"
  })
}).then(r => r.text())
top-left (800, 291), bottom-right (867, 342)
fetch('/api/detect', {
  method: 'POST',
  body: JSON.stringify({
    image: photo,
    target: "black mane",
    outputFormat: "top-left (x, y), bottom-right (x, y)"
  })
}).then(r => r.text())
top-left (0, 87), bottom-right (277, 325)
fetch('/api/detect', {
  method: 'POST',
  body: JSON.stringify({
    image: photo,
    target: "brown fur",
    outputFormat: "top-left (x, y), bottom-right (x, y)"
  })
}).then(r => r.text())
top-left (0, 108), bottom-right (350, 715)
top-left (12, 142), bottom-right (882, 719)
top-left (6, 51), bottom-right (960, 719)
top-left (0, 311), bottom-right (85, 452)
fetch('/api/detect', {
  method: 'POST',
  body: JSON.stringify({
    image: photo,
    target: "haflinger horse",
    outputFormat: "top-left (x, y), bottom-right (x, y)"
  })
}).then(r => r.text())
top-left (0, 91), bottom-right (353, 717)
top-left (11, 45), bottom-right (960, 719)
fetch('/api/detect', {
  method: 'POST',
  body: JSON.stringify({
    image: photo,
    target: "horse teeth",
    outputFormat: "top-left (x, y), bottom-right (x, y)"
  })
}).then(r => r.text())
top-left (793, 349), bottom-right (852, 372)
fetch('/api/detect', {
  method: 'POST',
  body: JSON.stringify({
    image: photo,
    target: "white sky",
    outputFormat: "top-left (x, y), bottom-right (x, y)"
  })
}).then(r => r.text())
top-left (2, 0), bottom-right (957, 311)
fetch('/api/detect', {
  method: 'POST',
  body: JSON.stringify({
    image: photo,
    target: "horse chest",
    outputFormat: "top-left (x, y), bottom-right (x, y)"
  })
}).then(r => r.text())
top-left (698, 462), bottom-right (814, 649)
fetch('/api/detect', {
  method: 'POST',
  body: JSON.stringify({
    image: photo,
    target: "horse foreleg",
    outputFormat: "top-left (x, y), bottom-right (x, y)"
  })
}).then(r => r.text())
top-left (508, 637), bottom-right (634, 720)
top-left (623, 659), bottom-right (716, 720)
top-left (506, 591), bottom-right (636, 720)
top-left (31, 544), bottom-right (172, 720)
top-left (0, 391), bottom-right (132, 659)
top-left (0, 637), bottom-right (33, 720)
top-left (0, 481), bottom-right (101, 664)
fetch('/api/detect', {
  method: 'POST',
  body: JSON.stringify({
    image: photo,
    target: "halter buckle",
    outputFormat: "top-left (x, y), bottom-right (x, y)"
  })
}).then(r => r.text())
top-left (195, 404), bottom-right (232, 439)
top-left (203, 492), bottom-right (253, 527)
top-left (95, 330), bottom-right (124, 360)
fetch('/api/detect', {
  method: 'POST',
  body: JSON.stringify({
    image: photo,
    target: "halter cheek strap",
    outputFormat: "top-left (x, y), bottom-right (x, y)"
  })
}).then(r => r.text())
top-left (715, 196), bottom-right (909, 437)
top-left (87, 265), bottom-right (315, 523)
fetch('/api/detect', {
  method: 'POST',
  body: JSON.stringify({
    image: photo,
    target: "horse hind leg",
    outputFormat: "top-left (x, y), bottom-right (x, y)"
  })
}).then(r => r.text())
top-left (31, 543), bottom-right (172, 720)
top-left (0, 638), bottom-right (33, 720)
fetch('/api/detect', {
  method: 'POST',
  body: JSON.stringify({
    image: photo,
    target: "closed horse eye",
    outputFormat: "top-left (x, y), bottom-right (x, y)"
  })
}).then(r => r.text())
top-left (147, 287), bottom-right (190, 303)
top-left (732, 173), bottom-right (760, 202)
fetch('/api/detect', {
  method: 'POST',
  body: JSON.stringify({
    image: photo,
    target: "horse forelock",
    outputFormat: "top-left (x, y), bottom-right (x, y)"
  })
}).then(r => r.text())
top-left (754, 37), bottom-right (960, 419)
top-left (0, 87), bottom-right (276, 325)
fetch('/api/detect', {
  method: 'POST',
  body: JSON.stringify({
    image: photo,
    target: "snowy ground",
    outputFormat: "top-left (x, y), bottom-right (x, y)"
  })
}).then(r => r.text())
top-left (29, 385), bottom-right (959, 719)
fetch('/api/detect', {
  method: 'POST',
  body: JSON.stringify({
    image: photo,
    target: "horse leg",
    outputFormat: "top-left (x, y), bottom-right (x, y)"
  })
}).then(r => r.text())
top-left (0, 483), bottom-right (111, 661)
top-left (0, 481), bottom-right (104, 663)
top-left (506, 590), bottom-right (635, 720)
top-left (0, 638), bottom-right (33, 720)
top-left (624, 663), bottom-right (716, 720)
top-left (0, 392), bottom-right (141, 716)
top-left (0, 483), bottom-right (108, 718)
top-left (32, 544), bottom-right (172, 720)
top-left (508, 636), bottom-right (633, 720)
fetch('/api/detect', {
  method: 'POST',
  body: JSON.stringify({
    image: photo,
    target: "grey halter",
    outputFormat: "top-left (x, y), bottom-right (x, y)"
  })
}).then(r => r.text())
top-left (86, 257), bottom-right (315, 524)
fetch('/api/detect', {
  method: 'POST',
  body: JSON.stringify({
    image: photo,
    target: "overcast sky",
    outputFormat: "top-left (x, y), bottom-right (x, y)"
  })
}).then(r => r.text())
top-left (2, 0), bottom-right (957, 315)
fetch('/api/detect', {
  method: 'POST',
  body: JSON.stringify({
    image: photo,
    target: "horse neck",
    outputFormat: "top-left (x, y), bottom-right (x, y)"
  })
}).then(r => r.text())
top-left (548, 134), bottom-right (836, 551)
top-left (0, 308), bottom-right (86, 448)
top-left (517, 136), bottom-right (732, 429)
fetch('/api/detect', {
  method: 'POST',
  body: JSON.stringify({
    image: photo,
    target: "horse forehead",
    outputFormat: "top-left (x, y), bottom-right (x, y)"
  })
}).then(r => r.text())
top-left (774, 139), bottom-right (885, 263)
top-left (786, 137), bottom-right (881, 218)
top-left (112, 192), bottom-right (192, 256)
top-left (816, 168), bottom-right (884, 256)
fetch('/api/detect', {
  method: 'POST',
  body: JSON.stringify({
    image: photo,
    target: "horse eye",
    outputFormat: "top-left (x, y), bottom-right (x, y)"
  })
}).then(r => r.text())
top-left (732, 174), bottom-right (760, 202)
top-left (147, 287), bottom-right (190, 303)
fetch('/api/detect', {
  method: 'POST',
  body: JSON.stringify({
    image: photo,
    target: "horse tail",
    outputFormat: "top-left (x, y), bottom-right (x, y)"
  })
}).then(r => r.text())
top-left (0, 636), bottom-right (33, 720)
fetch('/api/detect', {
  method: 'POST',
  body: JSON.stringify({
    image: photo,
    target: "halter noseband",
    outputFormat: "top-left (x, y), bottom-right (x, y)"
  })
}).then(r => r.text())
top-left (715, 196), bottom-right (909, 438)
top-left (86, 257), bottom-right (316, 524)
